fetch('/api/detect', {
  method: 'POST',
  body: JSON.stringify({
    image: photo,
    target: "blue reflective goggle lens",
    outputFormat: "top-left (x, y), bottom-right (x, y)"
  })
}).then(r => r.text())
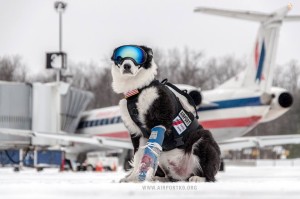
top-left (112, 45), bottom-right (147, 65)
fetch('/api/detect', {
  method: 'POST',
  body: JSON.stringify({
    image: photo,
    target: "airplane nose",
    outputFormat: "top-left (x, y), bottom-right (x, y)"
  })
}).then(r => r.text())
top-left (123, 64), bottom-right (131, 70)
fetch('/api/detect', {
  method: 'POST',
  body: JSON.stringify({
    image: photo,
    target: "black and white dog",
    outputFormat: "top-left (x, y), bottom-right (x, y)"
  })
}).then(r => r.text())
top-left (111, 45), bottom-right (220, 182)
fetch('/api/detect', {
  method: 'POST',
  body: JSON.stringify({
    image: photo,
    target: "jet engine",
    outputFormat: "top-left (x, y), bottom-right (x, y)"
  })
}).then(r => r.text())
top-left (260, 88), bottom-right (293, 123)
top-left (188, 89), bottom-right (202, 106)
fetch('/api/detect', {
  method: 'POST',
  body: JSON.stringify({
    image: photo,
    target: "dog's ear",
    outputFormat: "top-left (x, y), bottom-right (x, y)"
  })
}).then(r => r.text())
top-left (140, 45), bottom-right (153, 69)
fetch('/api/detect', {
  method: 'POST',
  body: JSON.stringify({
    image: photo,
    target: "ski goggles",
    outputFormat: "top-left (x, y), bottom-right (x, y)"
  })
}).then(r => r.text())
top-left (111, 45), bottom-right (148, 65)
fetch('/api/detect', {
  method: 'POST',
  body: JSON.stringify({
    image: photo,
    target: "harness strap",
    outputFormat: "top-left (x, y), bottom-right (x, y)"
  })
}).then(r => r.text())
top-left (161, 79), bottom-right (199, 119)
top-left (127, 96), bottom-right (149, 137)
top-left (126, 80), bottom-right (161, 137)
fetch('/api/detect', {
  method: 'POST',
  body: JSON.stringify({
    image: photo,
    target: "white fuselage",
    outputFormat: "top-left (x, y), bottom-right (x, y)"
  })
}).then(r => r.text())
top-left (75, 87), bottom-right (279, 144)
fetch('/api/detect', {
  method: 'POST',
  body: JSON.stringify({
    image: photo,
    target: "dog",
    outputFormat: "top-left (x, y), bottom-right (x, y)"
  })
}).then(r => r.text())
top-left (111, 45), bottom-right (221, 182)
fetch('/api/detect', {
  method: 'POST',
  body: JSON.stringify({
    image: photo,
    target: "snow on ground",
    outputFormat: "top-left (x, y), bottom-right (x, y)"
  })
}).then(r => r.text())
top-left (0, 166), bottom-right (300, 199)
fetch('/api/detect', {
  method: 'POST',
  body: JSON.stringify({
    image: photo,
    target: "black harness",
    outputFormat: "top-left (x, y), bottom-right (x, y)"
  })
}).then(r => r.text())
top-left (126, 80), bottom-right (200, 151)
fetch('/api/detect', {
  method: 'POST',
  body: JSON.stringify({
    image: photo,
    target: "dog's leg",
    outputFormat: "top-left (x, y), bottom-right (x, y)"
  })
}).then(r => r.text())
top-left (192, 129), bottom-right (221, 182)
top-left (120, 149), bottom-right (144, 182)
top-left (137, 126), bottom-right (165, 182)
top-left (120, 137), bottom-right (147, 182)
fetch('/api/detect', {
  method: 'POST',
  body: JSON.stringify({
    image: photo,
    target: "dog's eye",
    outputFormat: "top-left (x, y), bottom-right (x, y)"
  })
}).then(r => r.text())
top-left (116, 56), bottom-right (122, 63)
top-left (114, 56), bottom-right (122, 66)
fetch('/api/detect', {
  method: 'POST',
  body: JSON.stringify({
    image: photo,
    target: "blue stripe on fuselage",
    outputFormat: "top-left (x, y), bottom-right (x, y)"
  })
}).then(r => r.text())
top-left (198, 97), bottom-right (262, 111)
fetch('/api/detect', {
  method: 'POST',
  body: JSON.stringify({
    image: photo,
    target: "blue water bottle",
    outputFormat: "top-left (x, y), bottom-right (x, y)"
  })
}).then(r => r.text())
top-left (138, 125), bottom-right (165, 181)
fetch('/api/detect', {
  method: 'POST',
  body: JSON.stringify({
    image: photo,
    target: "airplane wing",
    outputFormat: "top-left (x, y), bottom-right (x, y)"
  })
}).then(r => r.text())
top-left (194, 6), bottom-right (300, 23)
top-left (0, 128), bottom-right (133, 150)
top-left (219, 134), bottom-right (300, 151)
top-left (2, 128), bottom-right (299, 151)
top-left (194, 7), bottom-right (268, 21)
top-left (284, 15), bottom-right (300, 21)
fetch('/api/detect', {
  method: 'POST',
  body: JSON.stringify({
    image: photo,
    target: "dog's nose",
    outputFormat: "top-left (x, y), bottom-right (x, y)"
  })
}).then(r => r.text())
top-left (123, 64), bottom-right (131, 70)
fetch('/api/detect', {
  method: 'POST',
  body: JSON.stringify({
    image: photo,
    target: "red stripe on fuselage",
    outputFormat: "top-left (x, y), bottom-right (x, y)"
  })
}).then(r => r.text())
top-left (201, 116), bottom-right (261, 129)
top-left (96, 131), bottom-right (130, 139)
top-left (255, 40), bottom-right (259, 66)
top-left (92, 116), bottom-right (262, 138)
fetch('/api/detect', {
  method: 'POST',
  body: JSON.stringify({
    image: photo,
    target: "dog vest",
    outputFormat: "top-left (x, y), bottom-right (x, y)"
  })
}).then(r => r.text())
top-left (126, 80), bottom-right (201, 151)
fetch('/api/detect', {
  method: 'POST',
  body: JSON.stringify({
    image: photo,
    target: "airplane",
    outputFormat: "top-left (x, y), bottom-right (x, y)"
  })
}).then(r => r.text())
top-left (1, 5), bottom-right (300, 170)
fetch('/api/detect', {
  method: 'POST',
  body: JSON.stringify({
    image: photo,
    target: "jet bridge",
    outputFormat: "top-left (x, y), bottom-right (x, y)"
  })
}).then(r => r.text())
top-left (0, 81), bottom-right (94, 148)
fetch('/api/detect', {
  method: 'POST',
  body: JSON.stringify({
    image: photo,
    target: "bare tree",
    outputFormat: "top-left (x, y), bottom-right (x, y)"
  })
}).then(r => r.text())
top-left (155, 47), bottom-right (244, 90)
top-left (66, 61), bottom-right (120, 109)
top-left (0, 56), bottom-right (27, 82)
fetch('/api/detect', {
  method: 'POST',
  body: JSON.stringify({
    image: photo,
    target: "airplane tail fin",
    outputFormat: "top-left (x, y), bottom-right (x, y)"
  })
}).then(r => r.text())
top-left (195, 4), bottom-right (300, 92)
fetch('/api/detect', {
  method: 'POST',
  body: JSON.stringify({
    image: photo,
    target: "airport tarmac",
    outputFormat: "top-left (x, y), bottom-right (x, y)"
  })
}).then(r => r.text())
top-left (0, 166), bottom-right (300, 199)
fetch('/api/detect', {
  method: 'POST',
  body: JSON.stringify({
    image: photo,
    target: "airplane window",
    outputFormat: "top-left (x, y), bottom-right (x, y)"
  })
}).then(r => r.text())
top-left (102, 119), bottom-right (109, 125)
top-left (110, 117), bottom-right (116, 124)
top-left (95, 120), bottom-right (100, 126)
top-left (117, 116), bottom-right (122, 123)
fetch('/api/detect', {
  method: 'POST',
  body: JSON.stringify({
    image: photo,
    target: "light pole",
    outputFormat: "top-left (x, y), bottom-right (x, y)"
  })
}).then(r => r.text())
top-left (54, 1), bottom-right (67, 82)
top-left (54, 1), bottom-right (67, 135)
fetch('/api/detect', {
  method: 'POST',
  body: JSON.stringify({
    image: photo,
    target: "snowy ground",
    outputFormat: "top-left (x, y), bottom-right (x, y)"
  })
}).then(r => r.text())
top-left (0, 166), bottom-right (300, 199)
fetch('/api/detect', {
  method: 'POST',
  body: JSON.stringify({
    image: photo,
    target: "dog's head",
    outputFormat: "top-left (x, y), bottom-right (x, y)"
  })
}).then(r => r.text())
top-left (111, 45), bottom-right (157, 94)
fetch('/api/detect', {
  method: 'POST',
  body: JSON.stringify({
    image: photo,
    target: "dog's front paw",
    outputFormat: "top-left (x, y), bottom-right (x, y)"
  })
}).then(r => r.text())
top-left (153, 176), bottom-right (169, 182)
top-left (120, 174), bottom-right (156, 183)
top-left (188, 176), bottom-right (206, 182)
top-left (119, 174), bottom-right (140, 183)
top-left (119, 177), bottom-right (130, 183)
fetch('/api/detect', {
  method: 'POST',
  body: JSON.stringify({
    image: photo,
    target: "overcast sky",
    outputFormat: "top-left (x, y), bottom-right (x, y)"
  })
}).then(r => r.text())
top-left (0, 0), bottom-right (299, 74)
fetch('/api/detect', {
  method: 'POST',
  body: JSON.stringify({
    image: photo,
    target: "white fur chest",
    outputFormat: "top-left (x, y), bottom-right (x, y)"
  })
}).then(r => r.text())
top-left (119, 87), bottom-right (159, 136)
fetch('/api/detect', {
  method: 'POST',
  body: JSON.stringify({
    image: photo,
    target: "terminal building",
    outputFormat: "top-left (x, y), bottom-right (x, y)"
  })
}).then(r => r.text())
top-left (0, 81), bottom-right (93, 169)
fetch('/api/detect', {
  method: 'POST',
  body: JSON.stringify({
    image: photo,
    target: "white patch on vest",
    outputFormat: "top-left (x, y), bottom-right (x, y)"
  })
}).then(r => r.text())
top-left (137, 87), bottom-right (159, 126)
top-left (172, 116), bottom-right (186, 135)
top-left (179, 110), bottom-right (192, 126)
top-left (119, 99), bottom-right (142, 136)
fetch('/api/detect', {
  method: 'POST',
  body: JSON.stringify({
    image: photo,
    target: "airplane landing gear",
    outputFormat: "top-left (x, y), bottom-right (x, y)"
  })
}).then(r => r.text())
top-left (219, 159), bottom-right (225, 171)
top-left (123, 150), bottom-right (133, 171)
top-left (13, 167), bottom-right (20, 172)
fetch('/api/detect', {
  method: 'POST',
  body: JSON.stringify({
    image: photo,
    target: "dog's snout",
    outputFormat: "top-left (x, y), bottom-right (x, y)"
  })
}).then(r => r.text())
top-left (123, 64), bottom-right (131, 70)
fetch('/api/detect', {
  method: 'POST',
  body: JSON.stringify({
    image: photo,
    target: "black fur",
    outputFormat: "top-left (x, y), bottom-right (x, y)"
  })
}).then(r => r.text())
top-left (144, 84), bottom-right (176, 134)
top-left (139, 46), bottom-right (153, 69)
top-left (188, 129), bottom-right (221, 182)
top-left (130, 134), bottom-right (141, 154)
